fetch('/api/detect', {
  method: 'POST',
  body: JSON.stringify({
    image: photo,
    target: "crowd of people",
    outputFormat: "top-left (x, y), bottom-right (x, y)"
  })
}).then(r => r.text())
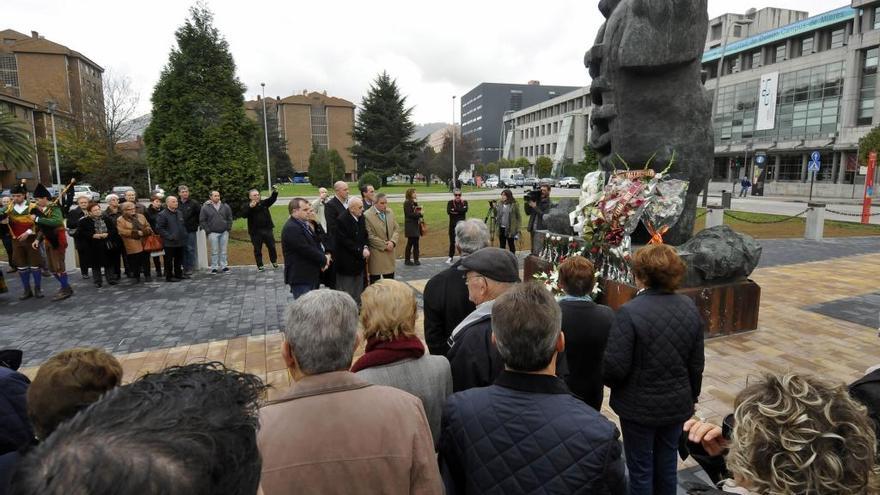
top-left (2, 179), bottom-right (541, 306)
top-left (3, 183), bottom-right (880, 494)
top-left (3, 224), bottom-right (879, 494)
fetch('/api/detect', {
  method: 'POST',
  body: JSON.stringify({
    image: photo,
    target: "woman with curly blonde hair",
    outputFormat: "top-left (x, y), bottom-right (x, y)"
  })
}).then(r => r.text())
top-left (726, 373), bottom-right (880, 494)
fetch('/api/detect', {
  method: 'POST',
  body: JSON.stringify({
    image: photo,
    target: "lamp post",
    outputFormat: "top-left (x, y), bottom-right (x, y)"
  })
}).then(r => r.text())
top-left (707, 18), bottom-right (753, 205)
top-left (451, 95), bottom-right (456, 190)
top-left (46, 101), bottom-right (61, 186)
top-left (261, 83), bottom-right (271, 191)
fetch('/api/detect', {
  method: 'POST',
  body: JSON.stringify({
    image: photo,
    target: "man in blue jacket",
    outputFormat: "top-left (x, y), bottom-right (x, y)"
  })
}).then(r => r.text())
top-left (281, 198), bottom-right (329, 299)
top-left (439, 282), bottom-right (626, 495)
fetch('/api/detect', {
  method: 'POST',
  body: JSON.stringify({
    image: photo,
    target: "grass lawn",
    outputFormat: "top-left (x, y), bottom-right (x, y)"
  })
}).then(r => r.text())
top-left (691, 209), bottom-right (880, 238)
top-left (266, 183), bottom-right (480, 197)
top-left (227, 199), bottom-right (519, 265)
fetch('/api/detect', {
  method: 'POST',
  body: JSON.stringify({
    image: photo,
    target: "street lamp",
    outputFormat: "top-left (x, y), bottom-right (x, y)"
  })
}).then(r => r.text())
top-left (708, 18), bottom-right (753, 204)
top-left (451, 95), bottom-right (456, 190)
top-left (261, 83), bottom-right (271, 191)
top-left (46, 101), bottom-right (61, 187)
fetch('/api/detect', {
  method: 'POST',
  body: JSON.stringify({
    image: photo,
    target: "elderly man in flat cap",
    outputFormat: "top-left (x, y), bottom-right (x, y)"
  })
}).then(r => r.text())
top-left (446, 247), bottom-right (521, 392)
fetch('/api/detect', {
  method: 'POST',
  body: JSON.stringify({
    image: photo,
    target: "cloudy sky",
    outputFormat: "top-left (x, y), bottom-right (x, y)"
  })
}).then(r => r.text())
top-left (8, 0), bottom-right (845, 123)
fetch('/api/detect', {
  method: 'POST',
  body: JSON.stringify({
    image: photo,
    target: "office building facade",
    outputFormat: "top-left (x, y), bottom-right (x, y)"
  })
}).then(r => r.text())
top-left (460, 81), bottom-right (580, 165)
top-left (702, 3), bottom-right (880, 197)
top-left (501, 87), bottom-right (591, 174)
top-left (246, 90), bottom-right (356, 179)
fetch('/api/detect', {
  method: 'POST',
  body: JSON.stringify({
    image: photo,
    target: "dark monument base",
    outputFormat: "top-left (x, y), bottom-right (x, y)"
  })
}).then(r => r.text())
top-left (524, 255), bottom-right (760, 337)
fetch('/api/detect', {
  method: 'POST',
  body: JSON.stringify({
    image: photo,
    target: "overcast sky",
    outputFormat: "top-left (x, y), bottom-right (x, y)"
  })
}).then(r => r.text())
top-left (8, 0), bottom-right (845, 124)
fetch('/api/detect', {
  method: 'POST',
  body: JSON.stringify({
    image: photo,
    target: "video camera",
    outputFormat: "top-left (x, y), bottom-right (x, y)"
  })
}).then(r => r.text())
top-left (524, 189), bottom-right (542, 204)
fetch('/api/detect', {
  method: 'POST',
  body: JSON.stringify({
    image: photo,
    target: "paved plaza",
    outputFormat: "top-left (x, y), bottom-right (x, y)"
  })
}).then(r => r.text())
top-left (2, 237), bottom-right (879, 418)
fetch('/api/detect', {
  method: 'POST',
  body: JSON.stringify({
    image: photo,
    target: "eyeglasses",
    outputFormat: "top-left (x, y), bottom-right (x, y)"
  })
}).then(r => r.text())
top-left (454, 194), bottom-right (461, 197)
top-left (463, 274), bottom-right (485, 285)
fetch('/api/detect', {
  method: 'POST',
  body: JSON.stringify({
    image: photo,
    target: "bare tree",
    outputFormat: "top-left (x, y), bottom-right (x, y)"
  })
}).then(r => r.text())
top-left (100, 69), bottom-right (140, 152)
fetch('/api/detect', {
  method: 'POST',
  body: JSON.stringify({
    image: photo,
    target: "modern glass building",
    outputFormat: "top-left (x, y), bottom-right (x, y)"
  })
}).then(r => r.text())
top-left (460, 81), bottom-right (580, 165)
top-left (702, 3), bottom-right (880, 197)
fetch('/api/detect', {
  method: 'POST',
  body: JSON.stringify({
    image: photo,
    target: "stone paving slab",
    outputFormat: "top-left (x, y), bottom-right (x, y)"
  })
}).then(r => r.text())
top-left (807, 291), bottom-right (880, 330)
top-left (4, 237), bottom-right (879, 369)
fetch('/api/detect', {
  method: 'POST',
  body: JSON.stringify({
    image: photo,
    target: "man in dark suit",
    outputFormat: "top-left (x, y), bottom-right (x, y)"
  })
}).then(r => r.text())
top-left (321, 181), bottom-right (349, 289)
top-left (424, 219), bottom-right (489, 356)
top-left (282, 198), bottom-right (329, 299)
top-left (66, 195), bottom-right (92, 278)
top-left (333, 197), bottom-right (369, 305)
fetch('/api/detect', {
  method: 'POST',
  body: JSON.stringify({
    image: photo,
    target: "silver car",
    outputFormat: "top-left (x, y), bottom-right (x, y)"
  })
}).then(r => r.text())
top-left (73, 185), bottom-right (100, 202)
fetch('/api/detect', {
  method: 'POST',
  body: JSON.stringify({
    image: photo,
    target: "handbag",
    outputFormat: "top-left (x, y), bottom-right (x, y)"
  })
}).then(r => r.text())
top-left (143, 234), bottom-right (164, 252)
top-left (419, 220), bottom-right (427, 237)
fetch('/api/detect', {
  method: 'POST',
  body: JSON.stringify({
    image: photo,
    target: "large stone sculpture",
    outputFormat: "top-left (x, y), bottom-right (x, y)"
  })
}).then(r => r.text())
top-left (585, 0), bottom-right (714, 245)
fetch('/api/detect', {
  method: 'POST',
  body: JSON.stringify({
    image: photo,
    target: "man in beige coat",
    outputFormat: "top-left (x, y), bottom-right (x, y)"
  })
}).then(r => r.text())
top-left (258, 289), bottom-right (442, 495)
top-left (363, 192), bottom-right (399, 283)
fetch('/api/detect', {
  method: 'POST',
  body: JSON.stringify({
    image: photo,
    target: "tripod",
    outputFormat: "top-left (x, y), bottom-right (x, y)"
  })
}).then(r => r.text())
top-left (484, 202), bottom-right (497, 243)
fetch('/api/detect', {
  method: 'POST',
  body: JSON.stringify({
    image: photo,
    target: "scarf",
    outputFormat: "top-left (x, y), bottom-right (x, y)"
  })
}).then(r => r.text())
top-left (350, 335), bottom-right (425, 373)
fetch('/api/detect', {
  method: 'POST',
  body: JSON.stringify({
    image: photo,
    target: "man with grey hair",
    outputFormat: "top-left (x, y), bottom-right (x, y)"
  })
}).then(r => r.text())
top-left (438, 282), bottom-right (626, 494)
top-left (423, 219), bottom-right (490, 356)
top-left (446, 247), bottom-right (520, 391)
top-left (257, 290), bottom-right (442, 494)
top-left (321, 180), bottom-right (350, 289)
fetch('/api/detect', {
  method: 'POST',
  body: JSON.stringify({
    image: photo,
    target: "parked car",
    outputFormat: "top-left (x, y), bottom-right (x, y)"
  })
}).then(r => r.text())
top-left (293, 175), bottom-right (310, 184)
top-left (558, 177), bottom-right (580, 188)
top-left (105, 186), bottom-right (135, 201)
top-left (539, 177), bottom-right (557, 187)
top-left (524, 176), bottom-right (540, 188)
top-left (73, 185), bottom-right (100, 202)
top-left (151, 185), bottom-right (166, 199)
top-left (485, 175), bottom-right (500, 188)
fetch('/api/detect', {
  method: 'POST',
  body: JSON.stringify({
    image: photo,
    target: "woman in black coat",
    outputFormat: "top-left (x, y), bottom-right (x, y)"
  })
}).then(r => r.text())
top-left (144, 195), bottom-right (164, 278)
top-left (402, 188), bottom-right (423, 266)
top-left (603, 244), bottom-right (705, 495)
top-left (556, 256), bottom-right (614, 411)
top-left (78, 202), bottom-right (118, 287)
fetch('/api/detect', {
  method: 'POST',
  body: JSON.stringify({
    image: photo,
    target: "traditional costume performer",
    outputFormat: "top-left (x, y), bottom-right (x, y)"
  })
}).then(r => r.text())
top-left (1, 182), bottom-right (43, 299)
top-left (33, 184), bottom-right (73, 301)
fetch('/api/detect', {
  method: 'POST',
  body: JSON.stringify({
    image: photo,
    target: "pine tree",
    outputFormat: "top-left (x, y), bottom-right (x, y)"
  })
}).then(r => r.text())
top-left (144, 5), bottom-right (261, 214)
top-left (351, 72), bottom-right (425, 184)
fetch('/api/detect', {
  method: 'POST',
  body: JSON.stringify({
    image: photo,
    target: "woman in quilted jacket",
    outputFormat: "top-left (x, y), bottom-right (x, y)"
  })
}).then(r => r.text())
top-left (603, 244), bottom-right (705, 495)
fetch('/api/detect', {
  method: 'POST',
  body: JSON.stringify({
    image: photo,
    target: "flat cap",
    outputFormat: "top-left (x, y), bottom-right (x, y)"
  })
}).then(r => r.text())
top-left (458, 247), bottom-right (520, 283)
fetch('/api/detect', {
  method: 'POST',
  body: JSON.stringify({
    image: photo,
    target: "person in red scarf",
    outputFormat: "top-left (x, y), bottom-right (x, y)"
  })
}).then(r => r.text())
top-left (352, 279), bottom-right (452, 447)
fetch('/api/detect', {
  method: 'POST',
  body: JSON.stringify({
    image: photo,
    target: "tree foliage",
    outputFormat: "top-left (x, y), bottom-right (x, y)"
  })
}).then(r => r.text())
top-left (535, 156), bottom-right (553, 177)
top-left (350, 71), bottom-right (425, 183)
top-left (429, 128), bottom-right (475, 187)
top-left (358, 171), bottom-right (381, 191)
top-left (253, 103), bottom-right (294, 182)
top-left (412, 146), bottom-right (437, 184)
top-left (144, 5), bottom-right (261, 214)
top-left (858, 125), bottom-right (880, 167)
top-left (0, 110), bottom-right (34, 171)
top-left (308, 147), bottom-right (344, 188)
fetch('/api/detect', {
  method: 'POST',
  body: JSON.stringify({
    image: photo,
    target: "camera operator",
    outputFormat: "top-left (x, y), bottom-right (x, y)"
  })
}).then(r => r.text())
top-left (524, 184), bottom-right (551, 249)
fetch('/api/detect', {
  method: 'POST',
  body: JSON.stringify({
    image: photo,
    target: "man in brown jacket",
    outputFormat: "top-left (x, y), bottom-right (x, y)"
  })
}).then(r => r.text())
top-left (363, 192), bottom-right (399, 283)
top-left (258, 289), bottom-right (442, 495)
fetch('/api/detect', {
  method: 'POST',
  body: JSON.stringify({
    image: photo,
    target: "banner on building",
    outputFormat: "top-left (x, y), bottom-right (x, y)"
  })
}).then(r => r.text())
top-left (755, 72), bottom-right (779, 131)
